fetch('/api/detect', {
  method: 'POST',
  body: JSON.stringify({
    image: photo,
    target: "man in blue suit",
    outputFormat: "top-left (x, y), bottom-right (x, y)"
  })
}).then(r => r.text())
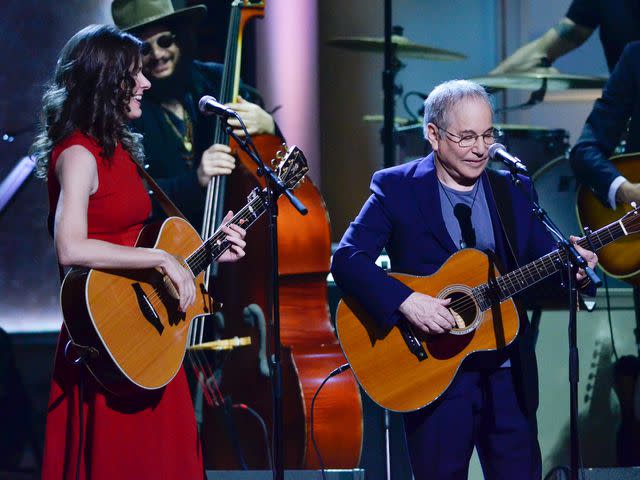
top-left (331, 80), bottom-right (598, 479)
top-left (570, 41), bottom-right (640, 209)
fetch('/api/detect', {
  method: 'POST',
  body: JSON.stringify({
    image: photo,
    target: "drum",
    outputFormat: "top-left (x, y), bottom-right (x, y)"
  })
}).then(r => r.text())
top-left (394, 122), bottom-right (428, 164)
top-left (495, 124), bottom-right (570, 175)
top-left (531, 156), bottom-right (581, 240)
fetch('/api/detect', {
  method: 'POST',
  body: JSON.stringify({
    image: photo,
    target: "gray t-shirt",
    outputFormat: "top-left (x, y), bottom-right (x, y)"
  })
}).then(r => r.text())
top-left (438, 179), bottom-right (510, 368)
top-left (438, 179), bottom-right (495, 253)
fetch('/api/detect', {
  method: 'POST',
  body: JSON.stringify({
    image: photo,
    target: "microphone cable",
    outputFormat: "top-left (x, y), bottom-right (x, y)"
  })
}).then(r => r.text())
top-left (310, 363), bottom-right (352, 480)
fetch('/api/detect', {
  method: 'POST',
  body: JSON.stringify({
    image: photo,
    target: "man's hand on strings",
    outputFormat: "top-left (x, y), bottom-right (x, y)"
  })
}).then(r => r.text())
top-left (398, 292), bottom-right (456, 335)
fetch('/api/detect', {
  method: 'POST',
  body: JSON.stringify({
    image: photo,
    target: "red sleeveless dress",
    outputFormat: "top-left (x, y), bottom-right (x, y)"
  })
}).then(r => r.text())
top-left (42, 131), bottom-right (204, 480)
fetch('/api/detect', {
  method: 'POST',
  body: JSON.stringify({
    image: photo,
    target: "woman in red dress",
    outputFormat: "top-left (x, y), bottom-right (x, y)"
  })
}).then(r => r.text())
top-left (31, 24), bottom-right (246, 479)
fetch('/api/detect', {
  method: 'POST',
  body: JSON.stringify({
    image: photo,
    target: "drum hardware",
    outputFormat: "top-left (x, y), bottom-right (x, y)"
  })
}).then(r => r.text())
top-left (327, 34), bottom-right (466, 61)
top-left (362, 114), bottom-right (413, 126)
top-left (328, 23), bottom-right (465, 171)
top-left (493, 124), bottom-right (570, 175)
top-left (494, 80), bottom-right (548, 114)
top-left (468, 68), bottom-right (607, 91)
top-left (530, 156), bottom-right (581, 245)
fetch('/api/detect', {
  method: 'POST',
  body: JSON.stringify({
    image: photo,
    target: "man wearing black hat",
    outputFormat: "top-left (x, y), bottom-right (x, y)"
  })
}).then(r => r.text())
top-left (112, 0), bottom-right (280, 229)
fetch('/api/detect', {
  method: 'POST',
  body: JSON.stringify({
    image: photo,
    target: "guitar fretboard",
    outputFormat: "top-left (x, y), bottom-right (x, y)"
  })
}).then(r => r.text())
top-left (185, 188), bottom-right (268, 276)
top-left (472, 210), bottom-right (638, 310)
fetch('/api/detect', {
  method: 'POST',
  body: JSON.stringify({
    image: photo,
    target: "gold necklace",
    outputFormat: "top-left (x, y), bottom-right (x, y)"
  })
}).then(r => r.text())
top-left (162, 108), bottom-right (194, 167)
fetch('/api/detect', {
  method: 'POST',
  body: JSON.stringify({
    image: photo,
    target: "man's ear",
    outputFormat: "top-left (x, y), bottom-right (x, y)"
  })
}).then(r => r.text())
top-left (425, 123), bottom-right (440, 152)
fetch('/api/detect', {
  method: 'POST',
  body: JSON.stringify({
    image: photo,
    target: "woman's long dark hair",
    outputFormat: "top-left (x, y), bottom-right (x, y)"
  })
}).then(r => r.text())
top-left (32, 24), bottom-right (145, 178)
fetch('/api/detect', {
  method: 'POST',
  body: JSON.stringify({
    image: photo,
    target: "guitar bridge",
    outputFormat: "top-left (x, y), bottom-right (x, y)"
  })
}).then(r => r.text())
top-left (398, 320), bottom-right (428, 361)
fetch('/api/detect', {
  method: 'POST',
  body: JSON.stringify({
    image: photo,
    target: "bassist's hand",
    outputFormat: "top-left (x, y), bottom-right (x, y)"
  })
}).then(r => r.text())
top-left (159, 251), bottom-right (196, 312)
top-left (398, 292), bottom-right (456, 335)
top-left (225, 96), bottom-right (276, 137)
top-left (197, 144), bottom-right (236, 186)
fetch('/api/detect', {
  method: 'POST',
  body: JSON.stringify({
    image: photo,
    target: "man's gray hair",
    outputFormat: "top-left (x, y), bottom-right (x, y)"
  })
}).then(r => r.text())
top-left (423, 80), bottom-right (491, 138)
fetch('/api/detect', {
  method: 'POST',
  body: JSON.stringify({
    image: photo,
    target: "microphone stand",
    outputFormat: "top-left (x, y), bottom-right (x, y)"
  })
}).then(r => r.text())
top-left (505, 167), bottom-right (601, 480)
top-left (217, 112), bottom-right (307, 480)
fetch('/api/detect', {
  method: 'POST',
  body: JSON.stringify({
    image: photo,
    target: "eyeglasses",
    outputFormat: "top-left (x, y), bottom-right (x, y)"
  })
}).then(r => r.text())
top-left (435, 125), bottom-right (497, 148)
top-left (140, 33), bottom-right (176, 56)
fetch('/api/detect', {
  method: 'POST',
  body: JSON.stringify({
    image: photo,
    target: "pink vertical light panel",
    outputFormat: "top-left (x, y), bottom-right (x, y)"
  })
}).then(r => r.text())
top-left (255, 1), bottom-right (321, 187)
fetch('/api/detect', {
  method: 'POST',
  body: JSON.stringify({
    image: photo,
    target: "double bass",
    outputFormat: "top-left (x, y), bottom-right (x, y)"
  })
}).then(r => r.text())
top-left (198, 1), bottom-right (363, 469)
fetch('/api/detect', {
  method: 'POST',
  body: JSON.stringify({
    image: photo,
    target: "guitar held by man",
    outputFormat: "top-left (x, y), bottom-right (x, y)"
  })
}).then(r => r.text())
top-left (336, 205), bottom-right (639, 413)
top-left (330, 80), bottom-right (599, 479)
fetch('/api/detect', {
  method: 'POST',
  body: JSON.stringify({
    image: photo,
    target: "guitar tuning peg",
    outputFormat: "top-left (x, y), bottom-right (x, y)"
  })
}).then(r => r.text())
top-left (281, 143), bottom-right (289, 152)
top-left (275, 150), bottom-right (284, 160)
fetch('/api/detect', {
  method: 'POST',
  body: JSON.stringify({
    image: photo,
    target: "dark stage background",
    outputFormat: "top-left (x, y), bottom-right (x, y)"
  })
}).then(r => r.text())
top-left (1, 1), bottom-right (637, 479)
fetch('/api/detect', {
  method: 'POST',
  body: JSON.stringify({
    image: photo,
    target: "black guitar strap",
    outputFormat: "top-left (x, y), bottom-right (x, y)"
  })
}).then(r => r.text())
top-left (134, 161), bottom-right (187, 221)
top-left (52, 163), bottom-right (187, 285)
top-left (485, 169), bottom-right (520, 268)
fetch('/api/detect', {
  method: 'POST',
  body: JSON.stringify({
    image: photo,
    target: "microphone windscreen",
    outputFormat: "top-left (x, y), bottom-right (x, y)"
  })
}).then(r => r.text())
top-left (198, 95), bottom-right (215, 113)
top-left (487, 142), bottom-right (505, 160)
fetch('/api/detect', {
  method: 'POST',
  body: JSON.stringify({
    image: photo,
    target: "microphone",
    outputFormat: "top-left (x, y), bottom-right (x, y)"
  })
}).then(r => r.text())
top-left (198, 95), bottom-right (235, 117)
top-left (488, 143), bottom-right (528, 174)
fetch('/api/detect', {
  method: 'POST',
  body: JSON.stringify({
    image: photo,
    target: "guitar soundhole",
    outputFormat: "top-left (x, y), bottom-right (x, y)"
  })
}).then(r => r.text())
top-left (445, 290), bottom-right (478, 334)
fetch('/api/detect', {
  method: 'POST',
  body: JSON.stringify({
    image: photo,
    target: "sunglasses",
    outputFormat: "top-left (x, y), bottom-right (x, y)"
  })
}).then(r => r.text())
top-left (140, 33), bottom-right (176, 56)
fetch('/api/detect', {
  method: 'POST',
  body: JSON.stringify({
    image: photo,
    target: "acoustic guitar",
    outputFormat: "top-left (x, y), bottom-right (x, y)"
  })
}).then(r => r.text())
top-left (336, 206), bottom-right (640, 412)
top-left (60, 146), bottom-right (308, 396)
top-left (577, 152), bottom-right (640, 284)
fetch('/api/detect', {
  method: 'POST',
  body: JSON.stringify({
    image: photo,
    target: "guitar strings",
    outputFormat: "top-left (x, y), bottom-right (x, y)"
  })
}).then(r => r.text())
top-left (140, 194), bottom-right (267, 309)
top-left (150, 210), bottom-right (631, 316)
top-left (140, 203), bottom-right (638, 322)
top-left (140, 206), bottom-right (259, 308)
top-left (434, 218), bottom-right (633, 316)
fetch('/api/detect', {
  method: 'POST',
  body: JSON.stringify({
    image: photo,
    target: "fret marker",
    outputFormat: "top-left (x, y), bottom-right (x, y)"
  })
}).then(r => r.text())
top-left (619, 219), bottom-right (629, 236)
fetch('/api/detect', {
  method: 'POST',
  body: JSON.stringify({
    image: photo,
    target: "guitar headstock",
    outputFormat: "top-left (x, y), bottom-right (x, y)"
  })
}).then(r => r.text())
top-left (621, 202), bottom-right (640, 235)
top-left (274, 145), bottom-right (309, 191)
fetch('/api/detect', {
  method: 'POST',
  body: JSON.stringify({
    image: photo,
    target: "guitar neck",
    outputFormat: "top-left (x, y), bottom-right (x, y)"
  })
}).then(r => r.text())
top-left (479, 211), bottom-right (638, 305)
top-left (187, 188), bottom-right (268, 277)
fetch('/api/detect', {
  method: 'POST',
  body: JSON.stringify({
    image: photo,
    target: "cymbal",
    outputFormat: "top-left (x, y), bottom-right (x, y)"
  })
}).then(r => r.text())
top-left (362, 114), bottom-right (414, 126)
top-left (327, 35), bottom-right (466, 61)
top-left (469, 69), bottom-right (607, 90)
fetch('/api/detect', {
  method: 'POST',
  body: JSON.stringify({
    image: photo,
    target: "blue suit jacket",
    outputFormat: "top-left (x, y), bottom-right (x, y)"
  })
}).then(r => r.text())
top-left (570, 41), bottom-right (640, 205)
top-left (332, 153), bottom-right (560, 329)
top-left (331, 153), bottom-right (563, 416)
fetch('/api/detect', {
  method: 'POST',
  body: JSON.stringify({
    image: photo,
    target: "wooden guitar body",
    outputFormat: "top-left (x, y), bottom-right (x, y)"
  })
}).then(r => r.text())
top-left (336, 249), bottom-right (519, 412)
top-left (336, 206), bottom-right (640, 413)
top-left (61, 217), bottom-right (209, 396)
top-left (577, 153), bottom-right (640, 284)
